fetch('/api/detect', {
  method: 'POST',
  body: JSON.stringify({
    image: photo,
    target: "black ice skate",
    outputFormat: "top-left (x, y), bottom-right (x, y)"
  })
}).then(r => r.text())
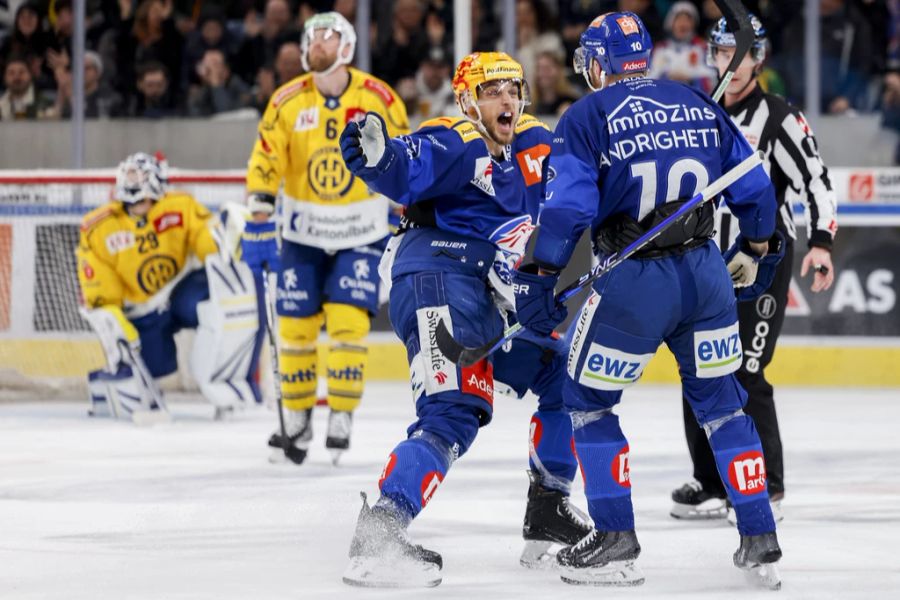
top-left (342, 492), bottom-right (442, 588)
top-left (325, 409), bottom-right (352, 465)
top-left (734, 531), bottom-right (782, 590)
top-left (670, 480), bottom-right (728, 520)
top-left (556, 528), bottom-right (644, 586)
top-left (520, 470), bottom-right (593, 569)
top-left (267, 407), bottom-right (312, 465)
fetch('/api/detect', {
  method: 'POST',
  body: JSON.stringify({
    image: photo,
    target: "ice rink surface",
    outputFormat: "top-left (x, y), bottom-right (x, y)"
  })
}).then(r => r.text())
top-left (1, 383), bottom-right (899, 600)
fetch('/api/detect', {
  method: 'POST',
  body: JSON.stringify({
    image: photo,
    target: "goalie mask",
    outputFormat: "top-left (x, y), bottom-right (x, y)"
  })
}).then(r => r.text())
top-left (574, 11), bottom-right (653, 91)
top-left (452, 52), bottom-right (530, 144)
top-left (707, 13), bottom-right (768, 68)
top-left (300, 11), bottom-right (356, 76)
top-left (115, 152), bottom-right (166, 205)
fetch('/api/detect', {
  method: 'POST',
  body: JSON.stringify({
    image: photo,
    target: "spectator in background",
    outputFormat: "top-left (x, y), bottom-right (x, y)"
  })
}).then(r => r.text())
top-left (187, 47), bottom-right (251, 116)
top-left (114, 0), bottom-right (183, 108)
top-left (515, 0), bottom-right (565, 94)
top-left (274, 41), bottom-right (303, 85)
top-left (180, 6), bottom-right (239, 94)
top-left (252, 63), bottom-right (275, 114)
top-left (128, 60), bottom-right (177, 117)
top-left (470, 0), bottom-right (500, 52)
top-left (781, 0), bottom-right (875, 113)
top-left (0, 2), bottom-right (50, 75)
top-left (0, 54), bottom-right (53, 119)
top-left (618, 0), bottom-right (663, 42)
top-left (412, 44), bottom-right (454, 119)
top-left (559, 0), bottom-right (616, 60)
top-left (235, 0), bottom-right (297, 85)
top-left (649, 1), bottom-right (716, 93)
top-left (373, 0), bottom-right (428, 85)
top-left (48, 49), bottom-right (123, 118)
top-left (532, 49), bottom-right (580, 116)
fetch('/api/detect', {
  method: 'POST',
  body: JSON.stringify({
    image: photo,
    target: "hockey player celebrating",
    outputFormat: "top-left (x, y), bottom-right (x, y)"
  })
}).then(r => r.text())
top-left (77, 152), bottom-right (260, 422)
top-left (241, 11), bottom-right (409, 464)
top-left (337, 51), bottom-right (592, 586)
top-left (671, 15), bottom-right (838, 524)
top-left (512, 12), bottom-right (783, 588)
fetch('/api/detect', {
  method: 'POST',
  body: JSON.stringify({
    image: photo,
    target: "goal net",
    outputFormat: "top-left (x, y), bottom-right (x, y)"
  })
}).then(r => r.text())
top-left (0, 169), bottom-right (245, 397)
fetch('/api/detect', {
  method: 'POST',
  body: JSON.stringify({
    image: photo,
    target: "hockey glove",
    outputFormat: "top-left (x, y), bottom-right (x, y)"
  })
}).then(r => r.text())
top-left (340, 112), bottom-right (396, 177)
top-left (723, 231), bottom-right (786, 301)
top-left (240, 220), bottom-right (280, 275)
top-left (247, 192), bottom-right (276, 216)
top-left (512, 264), bottom-right (568, 336)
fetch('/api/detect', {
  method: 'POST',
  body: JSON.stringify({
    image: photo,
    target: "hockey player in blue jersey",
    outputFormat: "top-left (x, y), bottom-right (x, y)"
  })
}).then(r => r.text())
top-left (512, 12), bottom-right (783, 588)
top-left (337, 52), bottom-right (592, 587)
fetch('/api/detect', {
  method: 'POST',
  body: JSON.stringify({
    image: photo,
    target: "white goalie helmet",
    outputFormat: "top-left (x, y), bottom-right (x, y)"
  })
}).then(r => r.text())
top-left (115, 152), bottom-right (166, 205)
top-left (300, 11), bottom-right (357, 75)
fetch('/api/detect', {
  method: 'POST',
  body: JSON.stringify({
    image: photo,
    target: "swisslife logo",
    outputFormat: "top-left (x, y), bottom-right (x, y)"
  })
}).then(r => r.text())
top-left (415, 305), bottom-right (459, 395)
top-left (728, 451), bottom-right (767, 496)
top-left (471, 156), bottom-right (495, 196)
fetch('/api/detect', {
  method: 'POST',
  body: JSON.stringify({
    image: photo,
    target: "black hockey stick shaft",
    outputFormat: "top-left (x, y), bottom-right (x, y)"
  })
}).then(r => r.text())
top-left (710, 0), bottom-right (754, 102)
top-left (261, 261), bottom-right (290, 457)
top-left (435, 152), bottom-right (764, 367)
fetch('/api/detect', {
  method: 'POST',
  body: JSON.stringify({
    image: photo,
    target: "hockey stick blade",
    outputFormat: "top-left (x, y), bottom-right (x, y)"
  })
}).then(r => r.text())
top-left (435, 152), bottom-right (763, 368)
top-left (710, 0), bottom-right (754, 103)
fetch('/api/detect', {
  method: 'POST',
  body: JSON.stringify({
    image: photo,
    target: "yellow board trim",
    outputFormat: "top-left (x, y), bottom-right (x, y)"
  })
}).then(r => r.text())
top-left (2, 339), bottom-right (899, 386)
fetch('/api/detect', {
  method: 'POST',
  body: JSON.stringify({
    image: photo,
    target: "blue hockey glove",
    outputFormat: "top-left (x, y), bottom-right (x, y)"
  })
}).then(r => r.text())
top-left (240, 220), bottom-right (280, 275)
top-left (723, 231), bottom-right (786, 301)
top-left (340, 112), bottom-right (396, 177)
top-left (512, 264), bottom-right (568, 336)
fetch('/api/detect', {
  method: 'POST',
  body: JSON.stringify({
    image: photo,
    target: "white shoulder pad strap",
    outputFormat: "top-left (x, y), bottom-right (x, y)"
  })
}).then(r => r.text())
top-left (192, 253), bottom-right (260, 408)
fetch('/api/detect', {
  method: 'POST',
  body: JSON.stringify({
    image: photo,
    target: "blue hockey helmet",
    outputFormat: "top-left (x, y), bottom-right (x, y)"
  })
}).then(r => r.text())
top-left (574, 12), bottom-right (653, 90)
top-left (707, 13), bottom-right (768, 66)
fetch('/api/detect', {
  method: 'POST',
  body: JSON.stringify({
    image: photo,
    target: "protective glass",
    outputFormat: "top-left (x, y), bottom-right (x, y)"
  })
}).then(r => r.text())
top-left (475, 79), bottom-right (531, 108)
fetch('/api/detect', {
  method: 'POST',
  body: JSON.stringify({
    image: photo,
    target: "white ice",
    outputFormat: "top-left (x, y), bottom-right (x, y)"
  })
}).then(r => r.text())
top-left (1, 383), bottom-right (899, 599)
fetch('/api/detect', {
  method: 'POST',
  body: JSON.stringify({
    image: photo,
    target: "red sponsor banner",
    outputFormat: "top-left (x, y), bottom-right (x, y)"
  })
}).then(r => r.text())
top-left (849, 172), bottom-right (874, 202)
top-left (622, 59), bottom-right (648, 71)
top-left (529, 415), bottom-right (543, 450)
top-left (364, 79), bottom-right (395, 106)
top-left (153, 211), bottom-right (183, 234)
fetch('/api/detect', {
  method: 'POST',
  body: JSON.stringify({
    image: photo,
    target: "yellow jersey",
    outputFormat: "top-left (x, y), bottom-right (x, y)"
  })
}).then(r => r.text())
top-left (246, 67), bottom-right (409, 251)
top-left (76, 192), bottom-right (219, 315)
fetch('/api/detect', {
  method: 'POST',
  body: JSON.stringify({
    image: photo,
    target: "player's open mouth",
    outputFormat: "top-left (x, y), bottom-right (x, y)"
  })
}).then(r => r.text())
top-left (497, 112), bottom-right (514, 132)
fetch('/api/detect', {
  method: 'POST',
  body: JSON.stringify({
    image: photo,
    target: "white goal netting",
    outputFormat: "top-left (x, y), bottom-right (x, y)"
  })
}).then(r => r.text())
top-left (0, 169), bottom-right (245, 396)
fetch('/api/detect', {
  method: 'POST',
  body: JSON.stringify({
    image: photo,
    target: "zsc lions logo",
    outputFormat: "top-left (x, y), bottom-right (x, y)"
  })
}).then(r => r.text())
top-left (353, 258), bottom-right (370, 280)
top-left (489, 215), bottom-right (535, 283)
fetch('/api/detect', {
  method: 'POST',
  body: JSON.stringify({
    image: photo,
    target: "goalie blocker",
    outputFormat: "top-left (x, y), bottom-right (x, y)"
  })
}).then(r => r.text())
top-left (85, 253), bottom-right (261, 421)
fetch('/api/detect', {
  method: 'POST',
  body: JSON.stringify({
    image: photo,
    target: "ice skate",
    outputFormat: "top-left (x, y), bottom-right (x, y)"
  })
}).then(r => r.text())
top-left (670, 480), bottom-right (728, 519)
top-left (267, 407), bottom-right (312, 465)
top-left (325, 409), bottom-right (352, 465)
top-left (520, 470), bottom-right (593, 569)
top-left (728, 492), bottom-right (784, 526)
top-left (342, 492), bottom-right (442, 588)
top-left (734, 531), bottom-right (782, 590)
top-left (556, 528), bottom-right (644, 586)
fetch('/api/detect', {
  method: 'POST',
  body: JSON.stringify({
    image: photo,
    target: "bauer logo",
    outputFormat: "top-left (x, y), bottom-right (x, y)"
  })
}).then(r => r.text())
top-left (728, 451), bottom-right (767, 496)
top-left (577, 343), bottom-right (653, 391)
top-left (611, 445), bottom-right (631, 488)
top-left (421, 471), bottom-right (444, 507)
top-left (693, 323), bottom-right (742, 378)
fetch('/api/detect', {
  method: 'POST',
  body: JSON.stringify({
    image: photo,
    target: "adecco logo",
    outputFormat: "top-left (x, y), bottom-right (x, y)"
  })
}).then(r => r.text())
top-left (728, 451), bottom-right (767, 496)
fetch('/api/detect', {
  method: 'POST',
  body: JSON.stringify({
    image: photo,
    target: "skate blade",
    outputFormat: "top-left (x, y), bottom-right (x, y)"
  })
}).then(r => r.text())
top-left (131, 410), bottom-right (172, 426)
top-left (670, 500), bottom-right (728, 520)
top-left (741, 562), bottom-right (782, 590)
top-left (520, 540), bottom-right (556, 569)
top-left (560, 560), bottom-right (645, 586)
top-left (342, 555), bottom-right (441, 588)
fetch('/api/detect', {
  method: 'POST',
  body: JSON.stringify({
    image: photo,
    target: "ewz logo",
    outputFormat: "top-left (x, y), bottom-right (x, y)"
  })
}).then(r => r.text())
top-left (577, 343), bottom-right (653, 391)
top-left (693, 323), bottom-right (742, 378)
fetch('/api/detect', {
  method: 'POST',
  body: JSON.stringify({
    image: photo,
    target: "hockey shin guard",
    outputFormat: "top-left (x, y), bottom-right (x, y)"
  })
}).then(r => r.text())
top-left (707, 411), bottom-right (776, 536)
top-left (326, 344), bottom-right (368, 411)
top-left (376, 431), bottom-right (454, 525)
top-left (530, 410), bottom-right (578, 493)
top-left (279, 345), bottom-right (318, 411)
top-left (571, 410), bottom-right (634, 531)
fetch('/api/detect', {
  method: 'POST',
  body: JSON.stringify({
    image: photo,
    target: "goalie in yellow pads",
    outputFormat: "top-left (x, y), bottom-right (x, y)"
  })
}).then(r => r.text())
top-left (242, 11), bottom-right (409, 464)
top-left (77, 152), bottom-right (261, 422)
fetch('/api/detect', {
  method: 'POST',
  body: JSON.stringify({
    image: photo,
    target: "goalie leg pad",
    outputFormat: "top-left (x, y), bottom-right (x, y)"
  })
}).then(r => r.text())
top-left (190, 256), bottom-right (261, 408)
top-left (88, 363), bottom-right (164, 420)
top-left (324, 303), bottom-right (370, 411)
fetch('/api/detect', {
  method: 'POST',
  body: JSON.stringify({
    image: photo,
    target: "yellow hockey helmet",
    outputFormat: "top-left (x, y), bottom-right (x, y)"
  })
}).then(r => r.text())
top-left (452, 52), bottom-right (530, 138)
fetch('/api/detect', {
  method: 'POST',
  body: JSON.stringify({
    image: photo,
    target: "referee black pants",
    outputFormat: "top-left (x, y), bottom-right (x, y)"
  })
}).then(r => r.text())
top-left (681, 245), bottom-right (793, 497)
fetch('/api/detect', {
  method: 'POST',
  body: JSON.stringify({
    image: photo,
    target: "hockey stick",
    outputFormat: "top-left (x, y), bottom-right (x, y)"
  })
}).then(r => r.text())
top-left (710, 0), bottom-right (754, 103)
top-left (261, 262), bottom-right (290, 458)
top-left (435, 151), bottom-right (764, 367)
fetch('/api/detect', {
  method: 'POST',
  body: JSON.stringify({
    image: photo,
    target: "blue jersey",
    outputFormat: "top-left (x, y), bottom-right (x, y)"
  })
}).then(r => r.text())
top-left (362, 114), bottom-right (552, 255)
top-left (534, 77), bottom-right (776, 270)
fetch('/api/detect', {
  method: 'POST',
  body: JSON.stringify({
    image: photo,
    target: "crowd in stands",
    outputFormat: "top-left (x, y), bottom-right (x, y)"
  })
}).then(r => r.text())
top-left (0, 0), bottom-right (899, 123)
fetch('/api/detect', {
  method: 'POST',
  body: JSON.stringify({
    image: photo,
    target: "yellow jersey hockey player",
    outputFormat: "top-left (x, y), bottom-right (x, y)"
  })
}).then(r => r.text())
top-left (242, 11), bottom-right (409, 464)
top-left (77, 152), bottom-right (260, 422)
